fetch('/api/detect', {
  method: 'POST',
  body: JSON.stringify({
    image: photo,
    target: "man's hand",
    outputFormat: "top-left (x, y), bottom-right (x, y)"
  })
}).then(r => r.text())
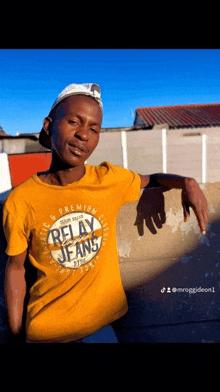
top-left (181, 178), bottom-right (209, 234)
top-left (139, 173), bottom-right (209, 234)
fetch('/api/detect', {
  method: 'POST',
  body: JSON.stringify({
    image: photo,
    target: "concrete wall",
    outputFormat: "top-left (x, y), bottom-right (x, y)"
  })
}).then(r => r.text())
top-left (167, 127), bottom-right (220, 183)
top-left (112, 182), bottom-right (220, 342)
top-left (86, 129), bottom-right (164, 174)
top-left (0, 182), bottom-right (220, 343)
top-left (87, 127), bottom-right (220, 183)
top-left (0, 137), bottom-right (47, 155)
top-left (126, 130), bottom-right (162, 173)
top-left (86, 132), bottom-right (123, 167)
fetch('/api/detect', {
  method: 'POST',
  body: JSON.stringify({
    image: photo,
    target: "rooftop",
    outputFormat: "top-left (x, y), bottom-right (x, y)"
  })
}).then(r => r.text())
top-left (135, 103), bottom-right (220, 129)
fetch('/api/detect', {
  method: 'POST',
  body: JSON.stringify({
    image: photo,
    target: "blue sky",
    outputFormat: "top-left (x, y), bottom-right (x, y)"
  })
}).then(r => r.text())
top-left (1, 49), bottom-right (220, 135)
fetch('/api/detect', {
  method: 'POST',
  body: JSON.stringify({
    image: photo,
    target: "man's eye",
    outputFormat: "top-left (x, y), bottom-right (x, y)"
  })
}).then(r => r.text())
top-left (69, 120), bottom-right (78, 125)
top-left (91, 128), bottom-right (99, 134)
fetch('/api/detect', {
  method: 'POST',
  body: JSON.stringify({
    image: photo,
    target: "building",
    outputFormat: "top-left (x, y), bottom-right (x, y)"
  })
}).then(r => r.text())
top-left (0, 132), bottom-right (48, 155)
top-left (131, 103), bottom-right (220, 184)
top-left (134, 103), bottom-right (220, 129)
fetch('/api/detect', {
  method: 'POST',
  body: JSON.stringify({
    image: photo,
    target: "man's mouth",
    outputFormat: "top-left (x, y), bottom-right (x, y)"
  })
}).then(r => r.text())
top-left (68, 142), bottom-right (88, 157)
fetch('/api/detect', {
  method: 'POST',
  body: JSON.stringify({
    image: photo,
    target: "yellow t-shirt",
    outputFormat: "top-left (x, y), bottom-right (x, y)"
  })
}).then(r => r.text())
top-left (3, 162), bottom-right (141, 343)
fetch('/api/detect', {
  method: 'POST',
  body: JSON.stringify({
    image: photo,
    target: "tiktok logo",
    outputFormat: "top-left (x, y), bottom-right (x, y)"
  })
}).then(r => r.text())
top-left (161, 287), bottom-right (171, 293)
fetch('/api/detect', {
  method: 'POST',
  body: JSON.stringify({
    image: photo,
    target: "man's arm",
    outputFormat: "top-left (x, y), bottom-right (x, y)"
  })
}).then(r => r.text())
top-left (4, 250), bottom-right (27, 335)
top-left (138, 173), bottom-right (209, 235)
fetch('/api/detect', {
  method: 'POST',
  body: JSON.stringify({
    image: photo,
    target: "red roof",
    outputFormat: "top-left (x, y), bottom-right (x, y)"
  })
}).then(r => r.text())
top-left (135, 103), bottom-right (220, 129)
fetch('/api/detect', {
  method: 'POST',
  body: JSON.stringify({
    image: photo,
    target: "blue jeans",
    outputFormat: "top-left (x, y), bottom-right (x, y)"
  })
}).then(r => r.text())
top-left (72, 325), bottom-right (118, 343)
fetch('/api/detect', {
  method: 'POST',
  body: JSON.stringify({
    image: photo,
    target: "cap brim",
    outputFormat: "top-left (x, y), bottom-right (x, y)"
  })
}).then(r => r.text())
top-left (39, 127), bottom-right (51, 150)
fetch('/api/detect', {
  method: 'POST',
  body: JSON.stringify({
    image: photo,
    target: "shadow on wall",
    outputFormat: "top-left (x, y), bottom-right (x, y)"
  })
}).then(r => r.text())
top-left (134, 187), bottom-right (168, 235)
top-left (113, 187), bottom-right (220, 343)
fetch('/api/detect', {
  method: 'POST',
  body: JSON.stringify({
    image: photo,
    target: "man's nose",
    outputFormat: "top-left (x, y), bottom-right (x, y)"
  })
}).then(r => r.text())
top-left (75, 126), bottom-right (89, 141)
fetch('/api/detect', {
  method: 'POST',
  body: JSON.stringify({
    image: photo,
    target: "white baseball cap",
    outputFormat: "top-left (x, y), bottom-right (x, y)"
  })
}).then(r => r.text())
top-left (50, 83), bottom-right (102, 112)
top-left (39, 83), bottom-right (102, 149)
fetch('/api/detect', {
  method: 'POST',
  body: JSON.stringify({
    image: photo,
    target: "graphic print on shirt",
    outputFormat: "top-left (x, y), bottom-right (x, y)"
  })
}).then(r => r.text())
top-left (47, 211), bottom-right (103, 269)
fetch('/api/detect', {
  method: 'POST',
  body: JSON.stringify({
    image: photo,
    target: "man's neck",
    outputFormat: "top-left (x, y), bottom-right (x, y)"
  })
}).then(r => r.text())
top-left (38, 156), bottom-right (86, 186)
top-left (47, 166), bottom-right (86, 186)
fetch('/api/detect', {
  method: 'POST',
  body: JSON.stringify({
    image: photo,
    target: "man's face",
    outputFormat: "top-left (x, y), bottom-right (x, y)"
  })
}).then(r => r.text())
top-left (48, 95), bottom-right (102, 167)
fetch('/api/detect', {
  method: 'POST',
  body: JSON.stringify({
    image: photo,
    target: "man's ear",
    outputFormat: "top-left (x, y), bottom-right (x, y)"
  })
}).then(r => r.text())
top-left (43, 117), bottom-right (52, 136)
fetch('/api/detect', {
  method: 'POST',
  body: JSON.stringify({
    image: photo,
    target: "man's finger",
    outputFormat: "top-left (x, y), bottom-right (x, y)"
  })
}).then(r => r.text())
top-left (203, 204), bottom-right (209, 222)
top-left (192, 205), bottom-right (207, 234)
top-left (183, 202), bottom-right (190, 222)
top-left (202, 206), bottom-right (209, 231)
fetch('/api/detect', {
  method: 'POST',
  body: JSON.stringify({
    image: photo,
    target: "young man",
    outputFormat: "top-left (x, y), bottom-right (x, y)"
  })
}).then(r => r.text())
top-left (3, 83), bottom-right (208, 343)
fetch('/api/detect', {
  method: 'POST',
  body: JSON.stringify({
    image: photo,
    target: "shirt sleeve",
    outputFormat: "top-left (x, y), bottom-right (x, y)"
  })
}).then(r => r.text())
top-left (100, 162), bottom-right (141, 207)
top-left (3, 195), bottom-right (31, 256)
top-left (120, 169), bottom-right (141, 206)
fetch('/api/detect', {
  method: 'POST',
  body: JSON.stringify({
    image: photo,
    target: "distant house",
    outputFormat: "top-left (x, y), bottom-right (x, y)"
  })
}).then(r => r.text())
top-left (131, 103), bottom-right (220, 183)
top-left (0, 129), bottom-right (7, 137)
top-left (0, 133), bottom-right (48, 155)
top-left (134, 103), bottom-right (220, 129)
